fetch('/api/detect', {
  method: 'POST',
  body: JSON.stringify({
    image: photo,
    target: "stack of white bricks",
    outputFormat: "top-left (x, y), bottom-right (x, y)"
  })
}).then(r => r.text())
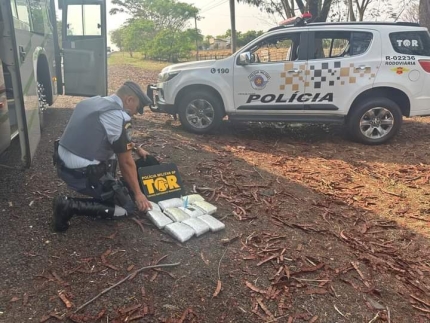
top-left (146, 194), bottom-right (225, 242)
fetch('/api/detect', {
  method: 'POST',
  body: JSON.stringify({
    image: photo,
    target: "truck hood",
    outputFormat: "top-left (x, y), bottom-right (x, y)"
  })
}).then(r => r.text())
top-left (162, 60), bottom-right (217, 73)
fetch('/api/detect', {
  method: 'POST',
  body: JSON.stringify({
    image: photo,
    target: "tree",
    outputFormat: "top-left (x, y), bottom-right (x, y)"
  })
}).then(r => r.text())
top-left (419, 0), bottom-right (430, 30)
top-left (401, 0), bottom-right (419, 23)
top-left (353, 0), bottom-right (373, 21)
top-left (110, 0), bottom-right (199, 32)
top-left (329, 0), bottom-right (407, 23)
top-left (145, 28), bottom-right (198, 62)
top-left (123, 20), bottom-right (156, 57)
top-left (110, 28), bottom-right (125, 51)
top-left (237, 0), bottom-right (333, 22)
top-left (57, 21), bottom-right (62, 46)
top-left (237, 30), bottom-right (264, 46)
top-left (202, 35), bottom-right (213, 49)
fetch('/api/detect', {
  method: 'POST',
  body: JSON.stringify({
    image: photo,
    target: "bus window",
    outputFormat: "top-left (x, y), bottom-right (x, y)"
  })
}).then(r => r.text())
top-left (83, 5), bottom-right (101, 36)
top-left (10, 0), bottom-right (18, 18)
top-left (29, 0), bottom-right (46, 34)
top-left (66, 4), bottom-right (101, 36)
top-left (16, 0), bottom-right (31, 24)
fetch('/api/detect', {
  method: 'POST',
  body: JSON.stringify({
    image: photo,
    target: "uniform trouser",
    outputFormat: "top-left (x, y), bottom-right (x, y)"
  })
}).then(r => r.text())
top-left (57, 156), bottom-right (160, 214)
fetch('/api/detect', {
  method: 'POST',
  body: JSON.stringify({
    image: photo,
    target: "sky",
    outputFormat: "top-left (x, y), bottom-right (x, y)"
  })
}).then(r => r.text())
top-left (103, 0), bottom-right (281, 48)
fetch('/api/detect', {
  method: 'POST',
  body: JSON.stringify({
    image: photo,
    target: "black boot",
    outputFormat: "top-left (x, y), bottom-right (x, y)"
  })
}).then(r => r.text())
top-left (52, 196), bottom-right (115, 232)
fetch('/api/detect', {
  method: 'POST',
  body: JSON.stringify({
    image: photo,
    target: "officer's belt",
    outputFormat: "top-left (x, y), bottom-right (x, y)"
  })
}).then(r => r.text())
top-left (61, 161), bottom-right (116, 180)
top-left (60, 165), bottom-right (89, 179)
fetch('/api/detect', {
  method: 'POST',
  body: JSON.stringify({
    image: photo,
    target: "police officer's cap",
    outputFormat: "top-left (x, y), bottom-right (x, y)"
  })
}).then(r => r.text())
top-left (123, 81), bottom-right (153, 114)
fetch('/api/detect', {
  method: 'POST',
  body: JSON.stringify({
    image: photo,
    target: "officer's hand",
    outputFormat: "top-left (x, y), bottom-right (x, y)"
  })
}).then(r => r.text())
top-left (135, 192), bottom-right (152, 212)
top-left (136, 146), bottom-right (150, 160)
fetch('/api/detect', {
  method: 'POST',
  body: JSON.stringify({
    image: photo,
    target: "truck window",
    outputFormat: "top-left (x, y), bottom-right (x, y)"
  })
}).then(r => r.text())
top-left (311, 31), bottom-right (372, 60)
top-left (249, 32), bottom-right (301, 63)
top-left (389, 31), bottom-right (430, 56)
top-left (66, 4), bottom-right (101, 36)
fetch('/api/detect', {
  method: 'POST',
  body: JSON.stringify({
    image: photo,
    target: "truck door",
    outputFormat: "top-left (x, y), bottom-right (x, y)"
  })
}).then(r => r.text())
top-left (61, 0), bottom-right (107, 97)
top-left (233, 31), bottom-right (308, 117)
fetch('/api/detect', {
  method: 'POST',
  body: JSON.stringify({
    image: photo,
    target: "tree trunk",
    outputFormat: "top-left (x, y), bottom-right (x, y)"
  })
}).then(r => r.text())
top-left (359, 9), bottom-right (364, 21)
top-left (315, 0), bottom-right (333, 22)
top-left (295, 0), bottom-right (306, 14)
top-left (308, 0), bottom-right (319, 20)
top-left (348, 0), bottom-right (356, 21)
top-left (419, 0), bottom-right (430, 30)
top-left (281, 0), bottom-right (295, 18)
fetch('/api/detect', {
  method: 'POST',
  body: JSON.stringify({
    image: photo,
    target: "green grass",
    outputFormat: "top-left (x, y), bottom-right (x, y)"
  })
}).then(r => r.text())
top-left (108, 52), bottom-right (171, 71)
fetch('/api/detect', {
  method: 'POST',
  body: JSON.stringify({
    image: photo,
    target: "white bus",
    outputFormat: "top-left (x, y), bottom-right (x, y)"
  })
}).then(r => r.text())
top-left (0, 0), bottom-right (108, 167)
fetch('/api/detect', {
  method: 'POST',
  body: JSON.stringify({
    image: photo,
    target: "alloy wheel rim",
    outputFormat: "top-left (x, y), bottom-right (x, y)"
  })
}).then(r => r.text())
top-left (185, 99), bottom-right (215, 129)
top-left (359, 107), bottom-right (394, 139)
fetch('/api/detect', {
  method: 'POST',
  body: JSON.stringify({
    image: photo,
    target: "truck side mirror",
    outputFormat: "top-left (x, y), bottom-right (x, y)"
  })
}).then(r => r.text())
top-left (238, 52), bottom-right (251, 65)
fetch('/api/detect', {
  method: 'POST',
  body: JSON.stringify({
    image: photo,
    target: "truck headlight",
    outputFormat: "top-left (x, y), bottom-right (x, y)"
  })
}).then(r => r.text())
top-left (158, 71), bottom-right (181, 83)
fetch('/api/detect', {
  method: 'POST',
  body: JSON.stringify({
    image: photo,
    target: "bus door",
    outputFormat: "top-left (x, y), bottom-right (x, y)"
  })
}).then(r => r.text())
top-left (0, 0), bottom-right (38, 167)
top-left (0, 61), bottom-right (11, 155)
top-left (60, 0), bottom-right (107, 97)
top-left (0, 6), bottom-right (12, 155)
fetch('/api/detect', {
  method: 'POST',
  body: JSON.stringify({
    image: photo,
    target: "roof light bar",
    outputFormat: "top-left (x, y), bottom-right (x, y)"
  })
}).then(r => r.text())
top-left (279, 12), bottom-right (312, 27)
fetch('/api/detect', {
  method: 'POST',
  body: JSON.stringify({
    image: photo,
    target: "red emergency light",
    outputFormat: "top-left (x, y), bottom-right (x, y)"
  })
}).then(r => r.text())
top-left (279, 12), bottom-right (312, 27)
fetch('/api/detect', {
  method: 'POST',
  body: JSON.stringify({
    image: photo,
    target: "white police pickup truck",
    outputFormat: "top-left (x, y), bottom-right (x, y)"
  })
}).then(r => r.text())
top-left (147, 16), bottom-right (430, 144)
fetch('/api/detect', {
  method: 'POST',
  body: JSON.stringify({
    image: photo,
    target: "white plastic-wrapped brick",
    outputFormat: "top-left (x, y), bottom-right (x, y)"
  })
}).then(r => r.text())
top-left (146, 210), bottom-right (173, 229)
top-left (182, 217), bottom-right (210, 237)
top-left (181, 194), bottom-right (205, 204)
top-left (158, 198), bottom-right (183, 211)
top-left (192, 201), bottom-right (217, 215)
top-left (164, 222), bottom-right (195, 242)
top-left (149, 201), bottom-right (162, 212)
top-left (198, 214), bottom-right (225, 232)
top-left (163, 207), bottom-right (190, 222)
top-left (178, 205), bottom-right (206, 218)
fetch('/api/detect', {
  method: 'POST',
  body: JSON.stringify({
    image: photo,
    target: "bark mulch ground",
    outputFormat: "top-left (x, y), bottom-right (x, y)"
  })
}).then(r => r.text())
top-left (0, 64), bottom-right (429, 323)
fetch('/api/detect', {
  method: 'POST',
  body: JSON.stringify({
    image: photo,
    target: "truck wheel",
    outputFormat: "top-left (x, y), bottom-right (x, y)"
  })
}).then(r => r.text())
top-left (37, 82), bottom-right (48, 131)
top-left (178, 91), bottom-right (223, 134)
top-left (347, 97), bottom-right (402, 145)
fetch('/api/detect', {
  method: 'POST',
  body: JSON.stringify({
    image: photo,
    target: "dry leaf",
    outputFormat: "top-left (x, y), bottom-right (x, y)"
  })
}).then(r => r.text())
top-left (257, 254), bottom-right (278, 266)
top-left (58, 292), bottom-right (72, 308)
top-left (119, 304), bottom-right (141, 314)
top-left (305, 288), bottom-right (328, 295)
top-left (245, 281), bottom-right (267, 294)
top-left (213, 280), bottom-right (222, 297)
top-left (256, 297), bottom-right (275, 319)
top-left (340, 230), bottom-right (348, 240)
top-left (200, 252), bottom-right (210, 265)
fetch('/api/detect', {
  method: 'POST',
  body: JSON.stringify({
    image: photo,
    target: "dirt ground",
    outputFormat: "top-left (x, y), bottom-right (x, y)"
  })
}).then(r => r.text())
top-left (0, 64), bottom-right (430, 323)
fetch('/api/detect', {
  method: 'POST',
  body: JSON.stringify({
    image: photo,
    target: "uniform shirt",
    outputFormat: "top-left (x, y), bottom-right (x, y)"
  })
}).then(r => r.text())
top-left (59, 94), bottom-right (132, 169)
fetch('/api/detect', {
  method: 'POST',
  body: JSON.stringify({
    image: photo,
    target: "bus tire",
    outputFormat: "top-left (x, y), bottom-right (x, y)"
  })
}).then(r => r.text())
top-left (37, 82), bottom-right (48, 131)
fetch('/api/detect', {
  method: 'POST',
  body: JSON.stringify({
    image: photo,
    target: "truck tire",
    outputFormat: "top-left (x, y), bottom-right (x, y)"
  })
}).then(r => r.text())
top-left (347, 97), bottom-right (402, 145)
top-left (178, 91), bottom-right (223, 134)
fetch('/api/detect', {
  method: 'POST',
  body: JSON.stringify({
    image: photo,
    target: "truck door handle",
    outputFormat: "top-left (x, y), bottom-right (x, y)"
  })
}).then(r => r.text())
top-left (19, 46), bottom-right (26, 62)
top-left (355, 65), bottom-right (370, 71)
top-left (288, 69), bottom-right (302, 74)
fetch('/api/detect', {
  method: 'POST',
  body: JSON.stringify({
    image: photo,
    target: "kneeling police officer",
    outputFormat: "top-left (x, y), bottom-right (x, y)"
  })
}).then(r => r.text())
top-left (52, 81), bottom-right (159, 232)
